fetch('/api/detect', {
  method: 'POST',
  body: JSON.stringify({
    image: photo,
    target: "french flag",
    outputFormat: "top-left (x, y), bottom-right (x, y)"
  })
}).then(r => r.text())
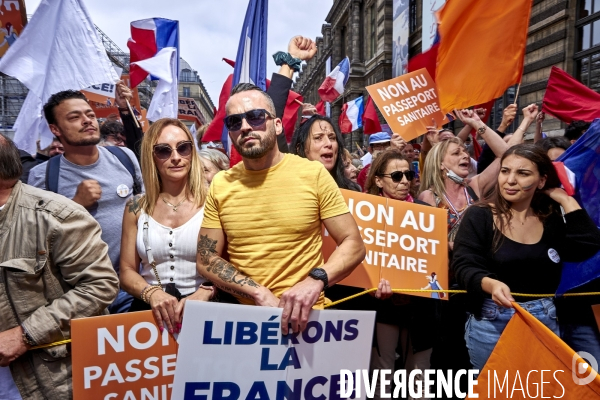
top-left (127, 18), bottom-right (179, 88)
top-left (339, 96), bottom-right (364, 134)
top-left (318, 57), bottom-right (350, 102)
top-left (221, 0), bottom-right (268, 155)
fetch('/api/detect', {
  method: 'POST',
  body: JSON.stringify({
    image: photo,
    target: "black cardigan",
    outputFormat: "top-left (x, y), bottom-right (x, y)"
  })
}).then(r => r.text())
top-left (451, 206), bottom-right (600, 317)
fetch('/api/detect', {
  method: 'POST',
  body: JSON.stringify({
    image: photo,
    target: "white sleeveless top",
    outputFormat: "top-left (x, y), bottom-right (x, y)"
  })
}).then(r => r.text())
top-left (136, 207), bottom-right (206, 296)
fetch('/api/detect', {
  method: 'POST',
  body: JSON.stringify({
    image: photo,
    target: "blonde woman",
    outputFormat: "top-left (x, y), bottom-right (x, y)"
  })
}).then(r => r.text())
top-left (418, 105), bottom-right (538, 245)
top-left (198, 149), bottom-right (230, 187)
top-left (120, 118), bottom-right (213, 335)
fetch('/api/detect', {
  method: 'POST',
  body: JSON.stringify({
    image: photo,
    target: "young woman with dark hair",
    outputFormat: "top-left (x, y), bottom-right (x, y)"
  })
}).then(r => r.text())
top-left (452, 144), bottom-right (600, 370)
top-left (291, 115), bottom-right (361, 191)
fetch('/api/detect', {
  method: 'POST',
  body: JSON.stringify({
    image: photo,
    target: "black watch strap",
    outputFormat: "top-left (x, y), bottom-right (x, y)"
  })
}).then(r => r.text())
top-left (308, 267), bottom-right (329, 290)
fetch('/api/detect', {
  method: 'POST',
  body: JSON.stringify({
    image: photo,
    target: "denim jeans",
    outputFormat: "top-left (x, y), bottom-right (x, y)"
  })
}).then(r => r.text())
top-left (108, 289), bottom-right (134, 314)
top-left (561, 323), bottom-right (600, 364)
top-left (465, 298), bottom-right (559, 371)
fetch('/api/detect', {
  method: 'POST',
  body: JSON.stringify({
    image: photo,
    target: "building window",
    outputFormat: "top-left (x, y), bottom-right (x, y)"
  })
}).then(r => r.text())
top-left (368, 4), bottom-right (376, 59)
top-left (409, 0), bottom-right (418, 33)
top-left (575, 0), bottom-right (600, 91)
top-left (340, 26), bottom-right (347, 60)
top-left (183, 87), bottom-right (191, 97)
top-left (180, 69), bottom-right (194, 82)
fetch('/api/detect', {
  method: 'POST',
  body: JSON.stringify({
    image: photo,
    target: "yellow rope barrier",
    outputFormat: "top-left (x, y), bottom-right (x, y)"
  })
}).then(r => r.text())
top-left (30, 289), bottom-right (600, 350)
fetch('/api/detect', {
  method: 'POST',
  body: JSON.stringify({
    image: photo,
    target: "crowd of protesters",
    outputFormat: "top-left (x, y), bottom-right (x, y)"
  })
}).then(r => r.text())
top-left (1, 34), bottom-right (600, 400)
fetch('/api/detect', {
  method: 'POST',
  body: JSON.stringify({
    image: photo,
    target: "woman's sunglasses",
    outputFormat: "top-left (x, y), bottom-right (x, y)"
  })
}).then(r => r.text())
top-left (223, 109), bottom-right (274, 131)
top-left (153, 141), bottom-right (193, 160)
top-left (379, 170), bottom-right (415, 182)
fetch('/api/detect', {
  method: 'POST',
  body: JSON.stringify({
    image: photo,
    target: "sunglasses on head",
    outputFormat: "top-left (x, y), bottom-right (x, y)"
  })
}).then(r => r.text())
top-left (379, 170), bottom-right (415, 182)
top-left (153, 141), bottom-right (193, 160)
top-left (223, 109), bottom-right (274, 131)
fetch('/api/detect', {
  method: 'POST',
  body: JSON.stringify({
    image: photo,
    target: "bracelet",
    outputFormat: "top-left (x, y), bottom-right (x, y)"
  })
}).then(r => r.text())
top-left (142, 285), bottom-right (162, 303)
top-left (140, 284), bottom-right (152, 300)
top-left (272, 51), bottom-right (303, 72)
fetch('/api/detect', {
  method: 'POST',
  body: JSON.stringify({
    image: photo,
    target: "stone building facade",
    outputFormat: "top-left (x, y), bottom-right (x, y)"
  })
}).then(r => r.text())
top-left (295, 0), bottom-right (596, 148)
top-left (179, 58), bottom-right (215, 128)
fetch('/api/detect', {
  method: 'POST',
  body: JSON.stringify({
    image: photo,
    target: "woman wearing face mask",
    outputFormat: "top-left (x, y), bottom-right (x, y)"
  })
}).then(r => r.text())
top-left (452, 144), bottom-right (600, 370)
top-left (120, 119), bottom-right (214, 335)
top-left (291, 115), bottom-right (360, 191)
top-left (363, 150), bottom-right (440, 400)
top-left (419, 105), bottom-right (539, 245)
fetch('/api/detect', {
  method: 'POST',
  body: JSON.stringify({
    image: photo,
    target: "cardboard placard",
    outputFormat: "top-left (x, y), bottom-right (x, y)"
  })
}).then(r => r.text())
top-left (366, 68), bottom-right (446, 141)
top-left (322, 189), bottom-right (449, 299)
top-left (72, 311), bottom-right (178, 400)
top-left (178, 97), bottom-right (205, 125)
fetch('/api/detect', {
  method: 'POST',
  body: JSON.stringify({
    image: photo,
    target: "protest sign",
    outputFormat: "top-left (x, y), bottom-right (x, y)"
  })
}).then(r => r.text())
top-left (0, 0), bottom-right (26, 59)
top-left (171, 302), bottom-right (375, 400)
top-left (72, 310), bottom-right (178, 400)
top-left (82, 66), bottom-right (123, 104)
top-left (178, 97), bottom-right (205, 125)
top-left (322, 189), bottom-right (448, 299)
top-left (366, 68), bottom-right (445, 141)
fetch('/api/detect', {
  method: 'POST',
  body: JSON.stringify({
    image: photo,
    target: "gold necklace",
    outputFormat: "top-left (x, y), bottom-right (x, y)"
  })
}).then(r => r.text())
top-left (161, 196), bottom-right (186, 212)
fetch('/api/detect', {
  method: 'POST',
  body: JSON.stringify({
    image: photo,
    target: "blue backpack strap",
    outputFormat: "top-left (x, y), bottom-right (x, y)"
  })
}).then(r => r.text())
top-left (45, 155), bottom-right (62, 193)
top-left (104, 146), bottom-right (142, 195)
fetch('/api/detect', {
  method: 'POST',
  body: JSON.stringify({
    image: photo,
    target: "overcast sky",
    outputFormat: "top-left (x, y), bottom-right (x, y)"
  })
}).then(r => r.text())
top-left (23, 0), bottom-right (332, 106)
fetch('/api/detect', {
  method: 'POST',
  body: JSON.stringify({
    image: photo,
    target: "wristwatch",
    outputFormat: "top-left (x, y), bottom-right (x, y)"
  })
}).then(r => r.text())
top-left (476, 125), bottom-right (487, 136)
top-left (22, 326), bottom-right (36, 347)
top-left (308, 267), bottom-right (329, 290)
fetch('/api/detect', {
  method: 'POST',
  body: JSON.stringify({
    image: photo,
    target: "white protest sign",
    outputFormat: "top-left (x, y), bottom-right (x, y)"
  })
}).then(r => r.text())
top-left (171, 302), bottom-right (375, 400)
top-left (82, 66), bottom-right (123, 103)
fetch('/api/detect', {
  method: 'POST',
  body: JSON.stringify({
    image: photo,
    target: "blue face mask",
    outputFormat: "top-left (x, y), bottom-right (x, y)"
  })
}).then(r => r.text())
top-left (444, 166), bottom-right (465, 184)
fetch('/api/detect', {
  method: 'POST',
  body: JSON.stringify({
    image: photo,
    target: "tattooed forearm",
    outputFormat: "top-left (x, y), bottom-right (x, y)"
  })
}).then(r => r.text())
top-left (207, 258), bottom-right (260, 288)
top-left (127, 194), bottom-right (143, 215)
top-left (197, 234), bottom-right (218, 264)
top-left (213, 282), bottom-right (253, 299)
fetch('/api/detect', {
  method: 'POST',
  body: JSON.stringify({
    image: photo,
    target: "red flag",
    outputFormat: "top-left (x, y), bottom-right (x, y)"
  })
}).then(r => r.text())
top-left (283, 91), bottom-right (303, 143)
top-left (315, 100), bottom-right (325, 116)
top-left (338, 102), bottom-right (352, 134)
top-left (222, 58), bottom-right (236, 68)
top-left (543, 66), bottom-right (600, 122)
top-left (362, 96), bottom-right (382, 134)
top-left (407, 42), bottom-right (439, 80)
top-left (202, 74), bottom-right (233, 142)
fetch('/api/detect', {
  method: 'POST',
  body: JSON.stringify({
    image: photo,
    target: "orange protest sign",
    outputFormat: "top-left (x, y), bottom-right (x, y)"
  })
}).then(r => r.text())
top-left (322, 189), bottom-right (448, 299)
top-left (72, 311), bottom-right (178, 400)
top-left (0, 0), bottom-right (27, 60)
top-left (469, 303), bottom-right (600, 399)
top-left (366, 68), bottom-right (446, 142)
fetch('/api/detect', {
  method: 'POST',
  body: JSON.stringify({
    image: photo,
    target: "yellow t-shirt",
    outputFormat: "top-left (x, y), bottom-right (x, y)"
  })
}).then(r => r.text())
top-left (202, 154), bottom-right (349, 306)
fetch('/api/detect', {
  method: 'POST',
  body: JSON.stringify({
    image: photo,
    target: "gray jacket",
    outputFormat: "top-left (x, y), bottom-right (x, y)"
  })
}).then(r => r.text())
top-left (0, 181), bottom-right (119, 399)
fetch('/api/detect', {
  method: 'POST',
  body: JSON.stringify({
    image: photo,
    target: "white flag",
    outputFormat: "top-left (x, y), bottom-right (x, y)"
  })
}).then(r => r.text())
top-left (131, 47), bottom-right (178, 122)
top-left (0, 0), bottom-right (118, 153)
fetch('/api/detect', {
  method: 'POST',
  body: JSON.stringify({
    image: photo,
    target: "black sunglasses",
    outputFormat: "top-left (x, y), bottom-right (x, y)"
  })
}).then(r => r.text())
top-left (223, 109), bottom-right (274, 131)
top-left (379, 170), bottom-right (415, 182)
top-left (153, 141), bottom-right (193, 160)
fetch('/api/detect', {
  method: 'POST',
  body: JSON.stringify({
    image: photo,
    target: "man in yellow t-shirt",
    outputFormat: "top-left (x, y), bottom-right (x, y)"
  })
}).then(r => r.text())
top-left (196, 83), bottom-right (365, 335)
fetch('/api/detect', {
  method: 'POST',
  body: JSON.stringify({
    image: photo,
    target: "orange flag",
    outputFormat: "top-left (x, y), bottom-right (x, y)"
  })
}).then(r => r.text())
top-left (469, 303), bottom-right (600, 399)
top-left (436, 0), bottom-right (533, 112)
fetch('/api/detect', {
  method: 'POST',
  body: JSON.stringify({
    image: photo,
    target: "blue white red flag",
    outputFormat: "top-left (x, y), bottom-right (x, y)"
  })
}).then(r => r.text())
top-left (221, 0), bottom-right (268, 152)
top-left (339, 96), bottom-right (364, 134)
top-left (128, 18), bottom-right (179, 88)
top-left (556, 119), bottom-right (600, 295)
top-left (318, 57), bottom-right (350, 103)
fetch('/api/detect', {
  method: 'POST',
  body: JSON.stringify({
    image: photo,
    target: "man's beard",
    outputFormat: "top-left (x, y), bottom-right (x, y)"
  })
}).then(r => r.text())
top-left (60, 132), bottom-right (101, 147)
top-left (232, 126), bottom-right (277, 159)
